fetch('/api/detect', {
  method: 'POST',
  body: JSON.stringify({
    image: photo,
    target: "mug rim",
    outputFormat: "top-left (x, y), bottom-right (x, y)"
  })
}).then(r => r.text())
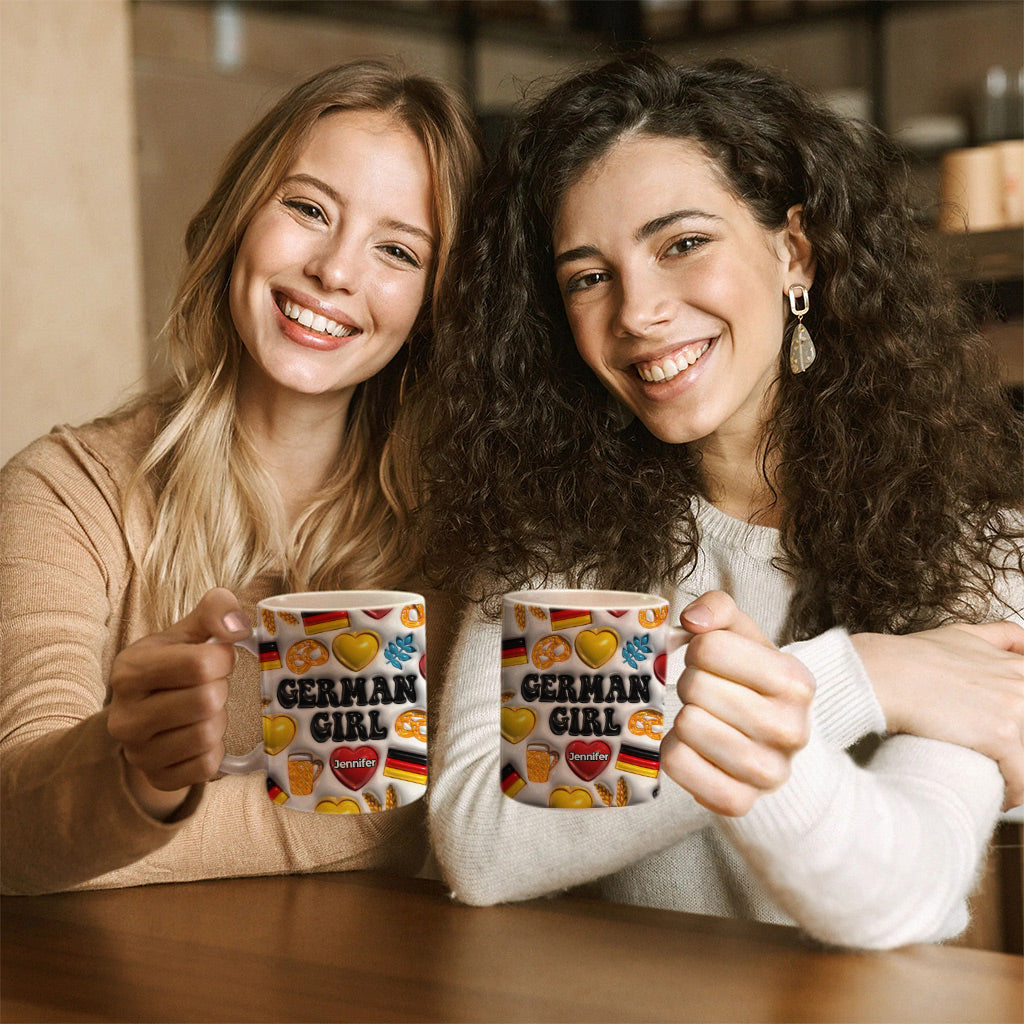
top-left (259, 590), bottom-right (424, 611)
top-left (503, 588), bottom-right (666, 609)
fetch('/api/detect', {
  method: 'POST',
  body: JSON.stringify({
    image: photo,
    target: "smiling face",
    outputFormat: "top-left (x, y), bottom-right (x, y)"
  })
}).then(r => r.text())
top-left (229, 108), bottom-right (436, 407)
top-left (553, 133), bottom-right (812, 453)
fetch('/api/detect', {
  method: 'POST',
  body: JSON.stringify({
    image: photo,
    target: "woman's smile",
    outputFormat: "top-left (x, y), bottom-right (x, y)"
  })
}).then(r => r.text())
top-left (275, 293), bottom-right (359, 341)
top-left (632, 336), bottom-right (715, 383)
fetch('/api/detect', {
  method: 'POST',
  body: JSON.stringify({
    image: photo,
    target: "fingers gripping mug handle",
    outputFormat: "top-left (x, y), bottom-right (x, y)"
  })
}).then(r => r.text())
top-left (216, 635), bottom-right (265, 775)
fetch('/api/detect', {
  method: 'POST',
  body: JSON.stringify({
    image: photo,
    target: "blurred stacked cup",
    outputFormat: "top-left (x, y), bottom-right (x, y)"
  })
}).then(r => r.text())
top-left (938, 67), bottom-right (1024, 232)
top-left (996, 139), bottom-right (1024, 226)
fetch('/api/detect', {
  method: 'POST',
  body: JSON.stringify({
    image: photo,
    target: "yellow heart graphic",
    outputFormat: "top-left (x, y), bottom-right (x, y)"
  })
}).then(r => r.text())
top-left (315, 798), bottom-right (361, 814)
top-left (575, 628), bottom-right (619, 669)
top-left (500, 706), bottom-right (537, 744)
top-left (263, 715), bottom-right (296, 756)
top-left (332, 631), bottom-right (381, 671)
top-left (549, 786), bottom-right (594, 809)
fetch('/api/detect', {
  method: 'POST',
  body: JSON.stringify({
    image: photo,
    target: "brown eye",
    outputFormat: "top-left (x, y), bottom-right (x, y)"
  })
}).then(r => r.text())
top-left (380, 244), bottom-right (421, 269)
top-left (284, 199), bottom-right (326, 222)
top-left (566, 270), bottom-right (609, 295)
top-left (664, 235), bottom-right (708, 257)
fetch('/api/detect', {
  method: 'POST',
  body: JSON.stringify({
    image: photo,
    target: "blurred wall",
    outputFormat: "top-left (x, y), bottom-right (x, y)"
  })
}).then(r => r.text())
top-left (1, 0), bottom-right (145, 464)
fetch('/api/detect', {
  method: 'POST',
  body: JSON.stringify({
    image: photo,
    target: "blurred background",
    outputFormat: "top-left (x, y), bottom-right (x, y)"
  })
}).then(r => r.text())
top-left (0, 0), bottom-right (1022, 953)
top-left (2, 0), bottom-right (1021, 464)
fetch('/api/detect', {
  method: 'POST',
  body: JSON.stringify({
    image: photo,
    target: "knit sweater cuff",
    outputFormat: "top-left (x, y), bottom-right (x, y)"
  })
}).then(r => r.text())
top-left (719, 729), bottom-right (1002, 948)
top-left (786, 628), bottom-right (885, 749)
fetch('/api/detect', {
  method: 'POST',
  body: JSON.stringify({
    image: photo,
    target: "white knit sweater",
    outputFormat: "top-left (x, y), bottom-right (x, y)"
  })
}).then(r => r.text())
top-left (428, 500), bottom-right (1017, 949)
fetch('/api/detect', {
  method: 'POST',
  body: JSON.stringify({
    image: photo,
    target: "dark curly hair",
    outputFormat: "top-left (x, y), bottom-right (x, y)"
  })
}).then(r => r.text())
top-left (411, 52), bottom-right (1023, 639)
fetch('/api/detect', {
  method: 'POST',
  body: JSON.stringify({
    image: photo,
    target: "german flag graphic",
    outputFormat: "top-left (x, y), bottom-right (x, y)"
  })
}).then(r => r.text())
top-left (614, 743), bottom-right (660, 778)
top-left (550, 608), bottom-right (592, 630)
top-left (301, 610), bottom-right (350, 634)
top-left (500, 763), bottom-right (526, 798)
top-left (383, 747), bottom-right (427, 785)
top-left (266, 776), bottom-right (289, 805)
top-left (258, 641), bottom-right (282, 671)
top-left (501, 637), bottom-right (528, 668)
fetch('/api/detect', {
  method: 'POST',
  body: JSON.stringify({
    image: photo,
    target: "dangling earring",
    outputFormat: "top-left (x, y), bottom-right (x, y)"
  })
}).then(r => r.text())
top-left (787, 284), bottom-right (816, 374)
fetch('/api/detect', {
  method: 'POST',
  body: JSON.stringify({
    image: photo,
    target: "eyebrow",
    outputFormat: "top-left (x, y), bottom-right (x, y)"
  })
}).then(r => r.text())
top-left (635, 209), bottom-right (722, 242)
top-left (554, 208), bottom-right (722, 268)
top-left (281, 173), bottom-right (436, 249)
top-left (553, 244), bottom-right (602, 269)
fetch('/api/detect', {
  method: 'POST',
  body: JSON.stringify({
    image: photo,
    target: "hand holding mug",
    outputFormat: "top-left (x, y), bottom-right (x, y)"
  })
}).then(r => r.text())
top-left (107, 587), bottom-right (251, 818)
top-left (661, 591), bottom-right (815, 817)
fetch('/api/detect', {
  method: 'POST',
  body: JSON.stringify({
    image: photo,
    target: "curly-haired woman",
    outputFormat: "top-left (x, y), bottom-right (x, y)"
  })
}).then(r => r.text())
top-left (1, 60), bottom-right (482, 894)
top-left (415, 54), bottom-right (1023, 948)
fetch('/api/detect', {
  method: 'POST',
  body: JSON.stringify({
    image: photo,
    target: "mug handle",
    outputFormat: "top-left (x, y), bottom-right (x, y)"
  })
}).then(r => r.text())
top-left (667, 625), bottom-right (689, 653)
top-left (660, 625), bottom-right (690, 689)
top-left (212, 635), bottom-right (265, 775)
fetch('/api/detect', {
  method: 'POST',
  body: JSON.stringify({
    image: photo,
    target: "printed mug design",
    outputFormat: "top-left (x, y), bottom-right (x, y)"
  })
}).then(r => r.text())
top-left (500, 595), bottom-right (667, 809)
top-left (253, 598), bottom-right (428, 813)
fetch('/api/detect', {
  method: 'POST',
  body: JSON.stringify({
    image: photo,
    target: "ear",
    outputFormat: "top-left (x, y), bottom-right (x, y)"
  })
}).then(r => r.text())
top-left (782, 204), bottom-right (815, 290)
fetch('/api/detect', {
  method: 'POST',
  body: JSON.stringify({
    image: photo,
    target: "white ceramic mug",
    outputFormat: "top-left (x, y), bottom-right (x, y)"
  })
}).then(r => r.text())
top-left (499, 589), bottom-right (685, 809)
top-left (221, 590), bottom-right (428, 814)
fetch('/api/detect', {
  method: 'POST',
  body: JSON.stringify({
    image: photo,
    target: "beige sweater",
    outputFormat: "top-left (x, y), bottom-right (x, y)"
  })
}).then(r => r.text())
top-left (1, 406), bottom-right (454, 895)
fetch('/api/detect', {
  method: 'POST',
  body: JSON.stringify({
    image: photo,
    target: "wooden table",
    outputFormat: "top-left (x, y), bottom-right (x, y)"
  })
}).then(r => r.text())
top-left (2, 872), bottom-right (1021, 1023)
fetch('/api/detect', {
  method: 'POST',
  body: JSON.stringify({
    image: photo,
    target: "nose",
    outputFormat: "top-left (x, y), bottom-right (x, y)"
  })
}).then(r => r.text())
top-left (304, 234), bottom-right (363, 294)
top-left (612, 266), bottom-right (674, 339)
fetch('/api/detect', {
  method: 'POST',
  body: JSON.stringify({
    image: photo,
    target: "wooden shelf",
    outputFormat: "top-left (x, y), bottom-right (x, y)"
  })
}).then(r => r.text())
top-left (239, 0), bottom-right (970, 50)
top-left (940, 229), bottom-right (1024, 392)
top-left (227, 0), bottom-right (995, 129)
top-left (944, 227), bottom-right (1024, 284)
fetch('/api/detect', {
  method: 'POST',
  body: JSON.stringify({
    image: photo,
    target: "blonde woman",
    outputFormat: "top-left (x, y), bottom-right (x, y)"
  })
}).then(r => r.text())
top-left (1, 61), bottom-right (482, 894)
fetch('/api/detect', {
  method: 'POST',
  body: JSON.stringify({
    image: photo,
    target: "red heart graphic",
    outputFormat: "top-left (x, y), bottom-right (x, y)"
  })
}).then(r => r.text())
top-left (608, 609), bottom-right (628, 617)
top-left (329, 746), bottom-right (379, 790)
top-left (654, 652), bottom-right (667, 685)
top-left (363, 608), bottom-right (392, 620)
top-left (565, 740), bottom-right (611, 781)
top-left (419, 653), bottom-right (427, 679)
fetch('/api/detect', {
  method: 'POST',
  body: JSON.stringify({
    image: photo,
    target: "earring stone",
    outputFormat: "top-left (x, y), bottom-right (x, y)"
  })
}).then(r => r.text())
top-left (787, 284), bottom-right (816, 374)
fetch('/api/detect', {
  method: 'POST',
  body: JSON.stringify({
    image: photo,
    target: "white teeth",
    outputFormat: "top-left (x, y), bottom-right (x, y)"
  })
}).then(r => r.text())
top-left (636, 342), bottom-right (710, 382)
top-left (281, 298), bottom-right (357, 338)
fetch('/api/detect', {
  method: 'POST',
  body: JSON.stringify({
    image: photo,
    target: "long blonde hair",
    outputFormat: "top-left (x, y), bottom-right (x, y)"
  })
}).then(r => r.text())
top-left (128, 60), bottom-right (482, 626)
